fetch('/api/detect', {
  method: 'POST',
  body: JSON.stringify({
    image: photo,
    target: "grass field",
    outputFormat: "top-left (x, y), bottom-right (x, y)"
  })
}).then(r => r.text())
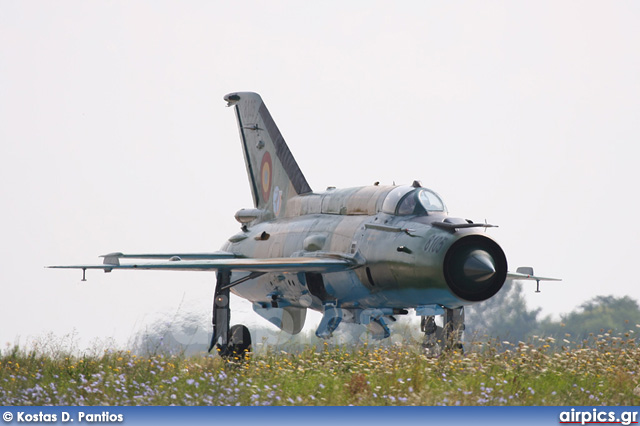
top-left (1, 331), bottom-right (639, 406)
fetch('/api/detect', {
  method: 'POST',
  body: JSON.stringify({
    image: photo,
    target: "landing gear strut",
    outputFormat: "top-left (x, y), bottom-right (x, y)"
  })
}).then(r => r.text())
top-left (421, 307), bottom-right (465, 355)
top-left (208, 269), bottom-right (252, 358)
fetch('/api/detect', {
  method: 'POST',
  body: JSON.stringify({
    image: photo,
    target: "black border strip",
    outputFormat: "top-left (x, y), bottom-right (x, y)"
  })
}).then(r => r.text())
top-left (259, 102), bottom-right (312, 195)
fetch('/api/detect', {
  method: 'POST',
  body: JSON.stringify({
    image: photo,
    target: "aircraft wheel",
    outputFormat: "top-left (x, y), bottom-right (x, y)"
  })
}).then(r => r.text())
top-left (452, 342), bottom-right (464, 354)
top-left (226, 324), bottom-right (252, 358)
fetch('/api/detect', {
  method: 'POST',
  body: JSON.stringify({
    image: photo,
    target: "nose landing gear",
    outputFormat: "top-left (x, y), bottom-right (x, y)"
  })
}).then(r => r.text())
top-left (421, 307), bottom-right (465, 356)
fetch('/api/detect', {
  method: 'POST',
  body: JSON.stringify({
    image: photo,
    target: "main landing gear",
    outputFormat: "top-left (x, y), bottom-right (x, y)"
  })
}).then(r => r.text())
top-left (421, 307), bottom-right (465, 356)
top-left (208, 269), bottom-right (252, 358)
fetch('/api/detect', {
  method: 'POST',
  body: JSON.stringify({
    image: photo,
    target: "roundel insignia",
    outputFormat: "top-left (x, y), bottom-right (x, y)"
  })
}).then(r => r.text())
top-left (260, 151), bottom-right (273, 201)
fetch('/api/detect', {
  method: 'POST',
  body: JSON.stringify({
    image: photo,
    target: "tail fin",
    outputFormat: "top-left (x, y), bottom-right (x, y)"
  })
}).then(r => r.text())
top-left (225, 92), bottom-right (312, 217)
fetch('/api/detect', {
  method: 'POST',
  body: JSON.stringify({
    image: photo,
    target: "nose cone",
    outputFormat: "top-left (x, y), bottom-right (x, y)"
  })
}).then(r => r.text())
top-left (463, 250), bottom-right (496, 282)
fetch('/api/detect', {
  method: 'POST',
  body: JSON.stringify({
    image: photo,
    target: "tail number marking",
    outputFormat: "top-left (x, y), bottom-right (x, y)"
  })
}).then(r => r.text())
top-left (424, 235), bottom-right (446, 254)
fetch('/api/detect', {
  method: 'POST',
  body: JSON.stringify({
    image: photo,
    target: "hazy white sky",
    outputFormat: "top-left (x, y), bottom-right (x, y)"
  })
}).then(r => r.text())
top-left (1, 1), bottom-right (639, 349)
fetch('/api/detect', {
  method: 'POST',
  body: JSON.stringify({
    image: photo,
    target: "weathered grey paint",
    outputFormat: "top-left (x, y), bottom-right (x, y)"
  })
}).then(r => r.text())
top-left (218, 93), bottom-right (511, 334)
top-left (51, 92), bottom-right (559, 342)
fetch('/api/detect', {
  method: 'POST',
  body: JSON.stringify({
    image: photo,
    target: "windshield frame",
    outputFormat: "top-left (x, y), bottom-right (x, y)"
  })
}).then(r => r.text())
top-left (381, 185), bottom-right (447, 216)
top-left (382, 187), bottom-right (446, 216)
top-left (381, 186), bottom-right (416, 214)
top-left (417, 188), bottom-right (446, 213)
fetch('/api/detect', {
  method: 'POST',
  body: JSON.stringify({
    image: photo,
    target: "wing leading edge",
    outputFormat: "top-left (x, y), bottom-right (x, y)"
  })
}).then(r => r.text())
top-left (507, 265), bottom-right (561, 282)
top-left (97, 251), bottom-right (238, 262)
top-left (507, 266), bottom-right (561, 293)
top-left (49, 256), bottom-right (355, 274)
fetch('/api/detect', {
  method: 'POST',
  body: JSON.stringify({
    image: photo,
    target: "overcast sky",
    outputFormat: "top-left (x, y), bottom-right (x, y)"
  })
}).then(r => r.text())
top-left (1, 1), bottom-right (639, 349)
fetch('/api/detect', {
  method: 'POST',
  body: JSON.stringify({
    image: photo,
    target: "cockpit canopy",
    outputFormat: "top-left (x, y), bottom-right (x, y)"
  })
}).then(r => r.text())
top-left (381, 186), bottom-right (446, 216)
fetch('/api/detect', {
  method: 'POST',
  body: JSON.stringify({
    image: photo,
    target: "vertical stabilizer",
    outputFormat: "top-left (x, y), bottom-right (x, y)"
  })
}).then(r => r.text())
top-left (225, 92), bottom-right (312, 217)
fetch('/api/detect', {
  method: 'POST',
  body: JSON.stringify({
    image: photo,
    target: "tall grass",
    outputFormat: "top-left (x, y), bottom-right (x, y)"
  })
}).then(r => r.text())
top-left (1, 328), bottom-right (639, 406)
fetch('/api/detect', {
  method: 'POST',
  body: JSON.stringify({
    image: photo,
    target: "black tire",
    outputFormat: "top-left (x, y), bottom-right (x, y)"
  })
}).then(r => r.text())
top-left (220, 324), bottom-right (251, 359)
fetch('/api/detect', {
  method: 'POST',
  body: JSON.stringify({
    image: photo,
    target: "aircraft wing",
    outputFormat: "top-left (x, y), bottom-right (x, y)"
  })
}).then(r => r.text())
top-left (98, 251), bottom-right (237, 261)
top-left (507, 272), bottom-right (562, 282)
top-left (507, 266), bottom-right (562, 282)
top-left (506, 267), bottom-right (561, 293)
top-left (49, 256), bottom-right (354, 274)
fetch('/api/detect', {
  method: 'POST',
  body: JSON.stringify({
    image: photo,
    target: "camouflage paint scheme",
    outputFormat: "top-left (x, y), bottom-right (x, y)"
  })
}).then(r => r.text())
top-left (51, 92), bottom-right (559, 347)
top-left (223, 93), bottom-right (508, 336)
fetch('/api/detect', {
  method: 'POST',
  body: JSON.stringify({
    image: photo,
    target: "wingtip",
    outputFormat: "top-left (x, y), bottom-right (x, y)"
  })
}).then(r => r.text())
top-left (99, 252), bottom-right (123, 258)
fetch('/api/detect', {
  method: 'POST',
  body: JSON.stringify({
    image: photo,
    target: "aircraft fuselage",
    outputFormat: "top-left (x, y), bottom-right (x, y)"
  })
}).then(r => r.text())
top-left (225, 184), bottom-right (508, 320)
top-left (50, 91), bottom-right (556, 353)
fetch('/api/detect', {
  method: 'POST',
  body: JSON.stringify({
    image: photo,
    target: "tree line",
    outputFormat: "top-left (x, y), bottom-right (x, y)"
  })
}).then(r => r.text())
top-left (465, 281), bottom-right (640, 344)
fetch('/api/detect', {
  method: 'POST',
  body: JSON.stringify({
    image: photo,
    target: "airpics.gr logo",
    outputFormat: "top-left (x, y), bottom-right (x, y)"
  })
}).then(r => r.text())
top-left (559, 408), bottom-right (638, 425)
